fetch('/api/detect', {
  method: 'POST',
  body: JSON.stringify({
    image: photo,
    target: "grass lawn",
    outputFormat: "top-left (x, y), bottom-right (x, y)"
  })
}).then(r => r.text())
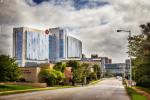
top-left (0, 84), bottom-right (35, 91)
top-left (0, 85), bottom-right (75, 96)
top-left (126, 87), bottom-right (148, 100)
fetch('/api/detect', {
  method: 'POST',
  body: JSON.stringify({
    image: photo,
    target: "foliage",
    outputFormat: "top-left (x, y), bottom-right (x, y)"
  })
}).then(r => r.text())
top-left (0, 55), bottom-right (21, 82)
top-left (81, 63), bottom-right (90, 79)
top-left (66, 61), bottom-right (101, 85)
top-left (93, 64), bottom-right (101, 79)
top-left (66, 60), bottom-right (82, 85)
top-left (53, 62), bottom-right (66, 73)
top-left (89, 72), bottom-right (97, 80)
top-left (129, 23), bottom-right (150, 87)
top-left (39, 69), bottom-right (65, 86)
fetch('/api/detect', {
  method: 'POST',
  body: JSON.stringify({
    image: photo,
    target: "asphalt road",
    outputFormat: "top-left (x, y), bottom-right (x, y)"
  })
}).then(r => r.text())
top-left (0, 78), bottom-right (130, 100)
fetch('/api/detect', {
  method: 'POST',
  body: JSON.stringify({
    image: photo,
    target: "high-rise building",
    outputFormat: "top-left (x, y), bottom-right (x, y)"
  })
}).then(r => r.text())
top-left (67, 36), bottom-right (82, 58)
top-left (13, 27), bottom-right (82, 66)
top-left (13, 27), bottom-right (49, 67)
top-left (49, 28), bottom-right (67, 62)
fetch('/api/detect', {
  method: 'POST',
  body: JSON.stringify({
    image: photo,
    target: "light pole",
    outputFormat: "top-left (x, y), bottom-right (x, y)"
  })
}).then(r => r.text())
top-left (117, 29), bottom-right (132, 87)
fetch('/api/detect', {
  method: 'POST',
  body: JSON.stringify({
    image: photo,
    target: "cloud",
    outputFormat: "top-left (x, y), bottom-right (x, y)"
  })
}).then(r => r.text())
top-left (0, 0), bottom-right (150, 62)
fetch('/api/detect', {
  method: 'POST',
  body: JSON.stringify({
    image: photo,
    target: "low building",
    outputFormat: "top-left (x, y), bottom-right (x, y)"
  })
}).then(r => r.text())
top-left (20, 63), bottom-right (54, 83)
top-left (20, 64), bottom-right (72, 83)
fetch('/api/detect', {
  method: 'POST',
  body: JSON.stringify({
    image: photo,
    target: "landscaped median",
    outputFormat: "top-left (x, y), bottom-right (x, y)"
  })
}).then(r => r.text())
top-left (0, 84), bottom-right (75, 96)
top-left (126, 87), bottom-right (148, 100)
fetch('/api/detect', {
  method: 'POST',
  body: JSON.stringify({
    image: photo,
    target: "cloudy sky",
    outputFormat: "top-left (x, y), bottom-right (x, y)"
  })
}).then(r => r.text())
top-left (0, 0), bottom-right (150, 63)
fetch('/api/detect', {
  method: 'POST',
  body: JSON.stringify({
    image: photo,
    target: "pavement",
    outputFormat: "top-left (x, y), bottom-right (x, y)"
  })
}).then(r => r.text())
top-left (0, 78), bottom-right (130, 100)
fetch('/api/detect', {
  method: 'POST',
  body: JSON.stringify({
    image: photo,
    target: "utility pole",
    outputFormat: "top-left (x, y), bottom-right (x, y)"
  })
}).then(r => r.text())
top-left (129, 31), bottom-right (132, 87)
top-left (117, 30), bottom-right (132, 87)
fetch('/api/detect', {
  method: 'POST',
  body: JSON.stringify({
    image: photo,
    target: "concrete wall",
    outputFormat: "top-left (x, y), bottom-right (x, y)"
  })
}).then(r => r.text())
top-left (20, 67), bottom-right (41, 83)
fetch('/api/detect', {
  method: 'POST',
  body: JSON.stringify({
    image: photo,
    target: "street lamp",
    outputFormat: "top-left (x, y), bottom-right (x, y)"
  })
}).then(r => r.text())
top-left (117, 29), bottom-right (132, 87)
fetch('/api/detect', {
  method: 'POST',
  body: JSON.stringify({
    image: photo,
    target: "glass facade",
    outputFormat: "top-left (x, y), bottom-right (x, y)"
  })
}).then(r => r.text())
top-left (59, 29), bottom-right (66, 59)
top-left (16, 31), bottom-right (22, 60)
top-left (49, 28), bottom-right (67, 62)
top-left (67, 36), bottom-right (82, 58)
top-left (26, 31), bottom-right (49, 60)
top-left (49, 35), bottom-right (59, 62)
top-left (13, 27), bottom-right (82, 66)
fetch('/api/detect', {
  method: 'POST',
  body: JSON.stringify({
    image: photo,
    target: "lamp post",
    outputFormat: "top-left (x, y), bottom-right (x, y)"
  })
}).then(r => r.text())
top-left (117, 29), bottom-right (132, 87)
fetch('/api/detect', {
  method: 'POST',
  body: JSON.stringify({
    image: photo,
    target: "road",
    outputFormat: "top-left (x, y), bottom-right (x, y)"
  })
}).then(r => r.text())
top-left (0, 78), bottom-right (130, 100)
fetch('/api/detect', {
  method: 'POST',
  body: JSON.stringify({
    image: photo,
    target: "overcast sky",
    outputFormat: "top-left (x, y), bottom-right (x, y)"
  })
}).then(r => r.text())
top-left (0, 0), bottom-right (150, 63)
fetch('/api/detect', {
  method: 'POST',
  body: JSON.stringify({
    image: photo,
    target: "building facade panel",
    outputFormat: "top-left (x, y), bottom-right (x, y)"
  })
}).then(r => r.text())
top-left (49, 28), bottom-right (67, 62)
top-left (13, 27), bottom-right (49, 67)
top-left (26, 31), bottom-right (49, 61)
top-left (67, 36), bottom-right (82, 58)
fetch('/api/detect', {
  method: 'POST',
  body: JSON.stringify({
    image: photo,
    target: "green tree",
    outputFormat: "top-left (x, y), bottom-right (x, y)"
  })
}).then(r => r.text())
top-left (81, 63), bottom-right (90, 84)
top-left (0, 55), bottom-right (21, 82)
top-left (66, 60), bottom-right (82, 86)
top-left (93, 64), bottom-right (101, 80)
top-left (53, 62), bottom-right (66, 73)
top-left (129, 23), bottom-right (150, 87)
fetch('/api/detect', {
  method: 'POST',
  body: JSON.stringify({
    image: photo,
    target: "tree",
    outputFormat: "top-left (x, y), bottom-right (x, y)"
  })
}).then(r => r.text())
top-left (66, 60), bottom-right (82, 86)
top-left (93, 64), bottom-right (101, 80)
top-left (53, 62), bottom-right (66, 73)
top-left (129, 23), bottom-right (150, 87)
top-left (81, 63), bottom-right (90, 84)
top-left (0, 55), bottom-right (21, 82)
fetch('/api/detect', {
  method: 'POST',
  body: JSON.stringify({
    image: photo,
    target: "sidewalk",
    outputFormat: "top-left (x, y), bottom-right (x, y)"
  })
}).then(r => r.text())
top-left (133, 87), bottom-right (150, 100)
top-left (125, 79), bottom-right (150, 100)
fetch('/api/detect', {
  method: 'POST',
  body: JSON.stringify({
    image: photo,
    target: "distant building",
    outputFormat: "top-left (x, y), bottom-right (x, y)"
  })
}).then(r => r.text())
top-left (108, 59), bottom-right (112, 64)
top-left (91, 54), bottom-right (98, 58)
top-left (99, 57), bottom-right (112, 77)
top-left (100, 57), bottom-right (110, 64)
top-left (105, 63), bottom-right (126, 76)
top-left (125, 59), bottom-right (130, 77)
top-left (82, 54), bottom-right (86, 59)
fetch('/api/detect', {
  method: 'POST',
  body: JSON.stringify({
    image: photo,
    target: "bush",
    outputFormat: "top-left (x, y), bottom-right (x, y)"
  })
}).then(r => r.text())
top-left (137, 75), bottom-right (150, 87)
top-left (39, 69), bottom-right (65, 86)
top-left (0, 55), bottom-right (21, 82)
